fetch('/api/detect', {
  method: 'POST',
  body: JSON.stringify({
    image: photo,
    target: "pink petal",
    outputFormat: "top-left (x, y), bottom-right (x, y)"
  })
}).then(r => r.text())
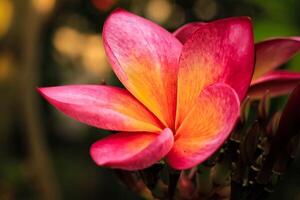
top-left (176, 17), bottom-right (254, 128)
top-left (249, 70), bottom-right (300, 99)
top-left (103, 9), bottom-right (182, 129)
top-left (90, 128), bottom-right (174, 170)
top-left (167, 84), bottom-right (240, 170)
top-left (38, 85), bottom-right (162, 132)
top-left (253, 37), bottom-right (300, 80)
top-left (173, 22), bottom-right (206, 44)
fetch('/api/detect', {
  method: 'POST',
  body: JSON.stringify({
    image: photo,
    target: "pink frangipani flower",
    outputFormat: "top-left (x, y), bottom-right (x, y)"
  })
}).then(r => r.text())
top-left (38, 9), bottom-right (254, 170)
top-left (175, 24), bottom-right (300, 99)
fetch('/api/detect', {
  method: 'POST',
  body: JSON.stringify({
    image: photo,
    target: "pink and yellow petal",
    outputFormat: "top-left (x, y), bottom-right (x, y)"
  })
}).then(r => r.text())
top-left (38, 85), bottom-right (162, 132)
top-left (253, 37), bottom-right (300, 80)
top-left (167, 84), bottom-right (240, 170)
top-left (176, 17), bottom-right (254, 128)
top-left (249, 70), bottom-right (300, 99)
top-left (90, 128), bottom-right (174, 170)
top-left (103, 9), bottom-right (182, 129)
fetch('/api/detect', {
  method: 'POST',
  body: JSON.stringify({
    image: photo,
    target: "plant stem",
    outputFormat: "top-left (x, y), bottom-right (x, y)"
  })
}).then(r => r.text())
top-left (17, 1), bottom-right (61, 199)
top-left (168, 169), bottom-right (180, 200)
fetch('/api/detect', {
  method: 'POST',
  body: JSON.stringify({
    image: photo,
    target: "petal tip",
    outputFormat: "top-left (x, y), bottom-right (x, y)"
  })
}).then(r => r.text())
top-left (37, 86), bottom-right (53, 100)
top-left (90, 128), bottom-right (174, 170)
top-left (37, 86), bottom-right (64, 103)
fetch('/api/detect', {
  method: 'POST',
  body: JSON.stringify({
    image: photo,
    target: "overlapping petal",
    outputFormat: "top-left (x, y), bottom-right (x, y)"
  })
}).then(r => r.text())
top-left (38, 85), bottom-right (162, 132)
top-left (173, 22), bottom-right (206, 44)
top-left (103, 9), bottom-right (182, 129)
top-left (167, 84), bottom-right (240, 170)
top-left (248, 70), bottom-right (300, 99)
top-left (175, 25), bottom-right (300, 99)
top-left (253, 37), bottom-right (300, 79)
top-left (176, 17), bottom-right (254, 128)
top-left (90, 128), bottom-right (174, 170)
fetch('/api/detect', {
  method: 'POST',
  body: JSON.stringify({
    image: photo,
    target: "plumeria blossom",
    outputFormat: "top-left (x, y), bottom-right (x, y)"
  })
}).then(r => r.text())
top-left (38, 9), bottom-right (255, 170)
top-left (174, 25), bottom-right (300, 99)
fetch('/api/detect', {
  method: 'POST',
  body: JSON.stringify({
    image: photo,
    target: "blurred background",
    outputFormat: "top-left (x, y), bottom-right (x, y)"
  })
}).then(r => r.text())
top-left (0, 0), bottom-right (300, 199)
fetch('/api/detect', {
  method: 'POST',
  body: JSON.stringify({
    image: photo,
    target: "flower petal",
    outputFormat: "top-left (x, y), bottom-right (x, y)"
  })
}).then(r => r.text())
top-left (173, 22), bottom-right (206, 44)
top-left (176, 17), bottom-right (254, 128)
top-left (38, 85), bottom-right (162, 132)
top-left (103, 9), bottom-right (182, 128)
top-left (167, 84), bottom-right (240, 170)
top-left (253, 37), bottom-right (300, 80)
top-left (249, 70), bottom-right (300, 99)
top-left (90, 128), bottom-right (174, 170)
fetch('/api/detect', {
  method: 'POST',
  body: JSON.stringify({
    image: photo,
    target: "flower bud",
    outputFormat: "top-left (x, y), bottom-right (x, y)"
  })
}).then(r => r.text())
top-left (258, 91), bottom-right (270, 122)
top-left (240, 121), bottom-right (261, 165)
top-left (178, 171), bottom-right (195, 199)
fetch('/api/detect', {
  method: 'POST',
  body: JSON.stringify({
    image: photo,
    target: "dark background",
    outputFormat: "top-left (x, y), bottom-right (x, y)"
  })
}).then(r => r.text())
top-left (0, 0), bottom-right (300, 199)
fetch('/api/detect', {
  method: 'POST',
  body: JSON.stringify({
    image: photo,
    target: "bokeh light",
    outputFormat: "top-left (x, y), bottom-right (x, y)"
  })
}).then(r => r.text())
top-left (31, 0), bottom-right (56, 14)
top-left (53, 26), bottom-right (84, 59)
top-left (53, 26), bottom-right (111, 83)
top-left (145, 0), bottom-right (172, 24)
top-left (81, 34), bottom-right (110, 76)
top-left (0, 0), bottom-right (13, 37)
top-left (0, 52), bottom-right (14, 82)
